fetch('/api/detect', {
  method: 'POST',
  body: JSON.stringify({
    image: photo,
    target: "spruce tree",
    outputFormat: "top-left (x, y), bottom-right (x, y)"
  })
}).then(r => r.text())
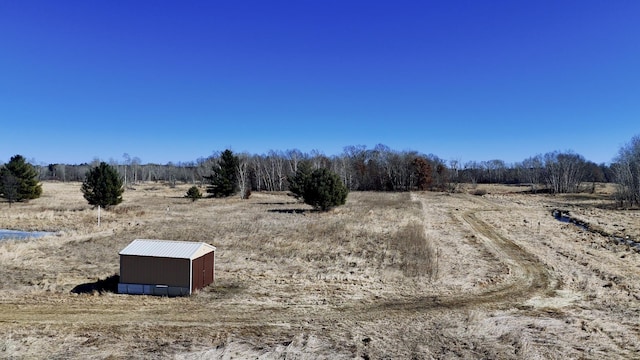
top-left (206, 149), bottom-right (239, 197)
top-left (0, 155), bottom-right (42, 202)
top-left (81, 162), bottom-right (124, 209)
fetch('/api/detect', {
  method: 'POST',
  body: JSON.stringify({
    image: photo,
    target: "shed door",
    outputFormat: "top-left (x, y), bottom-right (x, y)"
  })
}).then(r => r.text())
top-left (192, 252), bottom-right (214, 292)
top-left (203, 251), bottom-right (214, 284)
top-left (192, 257), bottom-right (204, 291)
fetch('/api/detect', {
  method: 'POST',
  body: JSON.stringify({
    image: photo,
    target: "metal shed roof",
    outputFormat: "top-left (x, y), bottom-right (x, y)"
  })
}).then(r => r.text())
top-left (119, 239), bottom-right (216, 260)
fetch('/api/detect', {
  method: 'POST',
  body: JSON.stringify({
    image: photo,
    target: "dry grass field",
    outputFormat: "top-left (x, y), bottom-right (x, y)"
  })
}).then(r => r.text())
top-left (1, 182), bottom-right (639, 359)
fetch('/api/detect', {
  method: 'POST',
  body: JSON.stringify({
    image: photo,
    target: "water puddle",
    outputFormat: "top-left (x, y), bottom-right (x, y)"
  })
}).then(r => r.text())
top-left (551, 209), bottom-right (640, 251)
top-left (552, 210), bottom-right (589, 230)
top-left (612, 236), bottom-right (640, 251)
top-left (0, 229), bottom-right (55, 241)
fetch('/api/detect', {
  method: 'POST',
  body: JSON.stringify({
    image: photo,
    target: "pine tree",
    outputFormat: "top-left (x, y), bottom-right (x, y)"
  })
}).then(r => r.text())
top-left (1, 173), bottom-right (19, 206)
top-left (206, 149), bottom-right (239, 197)
top-left (288, 161), bottom-right (312, 200)
top-left (301, 168), bottom-right (348, 211)
top-left (185, 185), bottom-right (202, 202)
top-left (81, 162), bottom-right (124, 209)
top-left (0, 155), bottom-right (42, 202)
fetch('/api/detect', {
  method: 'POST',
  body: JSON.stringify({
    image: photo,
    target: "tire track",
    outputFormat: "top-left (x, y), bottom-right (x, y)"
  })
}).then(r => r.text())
top-left (365, 193), bottom-right (551, 313)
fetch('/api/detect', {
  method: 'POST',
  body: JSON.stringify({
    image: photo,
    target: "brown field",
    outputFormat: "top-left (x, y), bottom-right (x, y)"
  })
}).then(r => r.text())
top-left (1, 182), bottom-right (639, 359)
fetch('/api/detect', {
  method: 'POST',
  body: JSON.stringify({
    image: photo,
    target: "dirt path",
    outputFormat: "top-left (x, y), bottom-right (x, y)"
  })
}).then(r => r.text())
top-left (365, 193), bottom-right (551, 313)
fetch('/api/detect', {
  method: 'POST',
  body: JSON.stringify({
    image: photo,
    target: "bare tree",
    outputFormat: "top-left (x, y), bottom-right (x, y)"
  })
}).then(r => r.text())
top-left (269, 150), bottom-right (286, 191)
top-left (544, 151), bottom-right (587, 193)
top-left (613, 135), bottom-right (640, 207)
top-left (519, 155), bottom-right (544, 192)
top-left (463, 161), bottom-right (482, 185)
top-left (412, 157), bottom-right (433, 190)
top-left (286, 148), bottom-right (305, 174)
top-left (122, 153), bottom-right (131, 187)
top-left (251, 155), bottom-right (265, 191)
top-left (237, 153), bottom-right (251, 199)
top-left (448, 158), bottom-right (462, 188)
top-left (131, 156), bottom-right (141, 184)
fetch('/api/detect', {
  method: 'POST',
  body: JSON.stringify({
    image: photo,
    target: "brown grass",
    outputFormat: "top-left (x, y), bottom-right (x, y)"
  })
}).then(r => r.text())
top-left (388, 221), bottom-right (436, 278)
top-left (0, 182), bottom-right (639, 359)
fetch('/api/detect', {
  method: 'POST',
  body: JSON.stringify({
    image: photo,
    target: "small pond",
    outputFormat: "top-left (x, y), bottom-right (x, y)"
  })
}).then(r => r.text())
top-left (0, 229), bottom-right (54, 241)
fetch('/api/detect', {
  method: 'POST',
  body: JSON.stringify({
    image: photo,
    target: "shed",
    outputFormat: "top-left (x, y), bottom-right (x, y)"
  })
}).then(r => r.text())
top-left (118, 239), bottom-right (216, 296)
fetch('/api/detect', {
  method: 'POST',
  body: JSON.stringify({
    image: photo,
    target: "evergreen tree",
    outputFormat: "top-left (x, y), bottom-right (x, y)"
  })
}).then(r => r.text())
top-left (0, 155), bottom-right (42, 202)
top-left (1, 173), bottom-right (19, 206)
top-left (288, 161), bottom-right (312, 200)
top-left (185, 185), bottom-right (203, 201)
top-left (206, 149), bottom-right (239, 197)
top-left (301, 168), bottom-right (348, 211)
top-left (81, 162), bottom-right (124, 208)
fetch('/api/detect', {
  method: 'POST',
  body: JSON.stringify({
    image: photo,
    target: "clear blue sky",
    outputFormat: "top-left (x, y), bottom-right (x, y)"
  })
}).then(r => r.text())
top-left (1, 1), bottom-right (639, 165)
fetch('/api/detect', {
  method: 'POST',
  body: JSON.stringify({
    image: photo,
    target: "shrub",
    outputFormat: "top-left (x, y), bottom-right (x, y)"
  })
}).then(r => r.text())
top-left (472, 189), bottom-right (487, 196)
top-left (186, 186), bottom-right (203, 201)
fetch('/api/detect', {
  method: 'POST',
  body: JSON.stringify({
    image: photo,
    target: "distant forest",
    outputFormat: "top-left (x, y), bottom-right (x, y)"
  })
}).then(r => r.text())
top-left (24, 144), bottom-right (614, 194)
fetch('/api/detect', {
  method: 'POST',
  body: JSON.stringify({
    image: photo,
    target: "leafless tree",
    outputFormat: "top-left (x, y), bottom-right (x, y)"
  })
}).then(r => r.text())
top-left (122, 153), bottom-right (131, 187)
top-left (448, 159), bottom-right (462, 187)
top-left (613, 135), bottom-right (640, 207)
top-left (286, 149), bottom-right (305, 174)
top-left (237, 153), bottom-right (251, 199)
top-left (131, 156), bottom-right (141, 184)
top-left (519, 155), bottom-right (544, 192)
top-left (463, 161), bottom-right (482, 185)
top-left (544, 151), bottom-right (587, 193)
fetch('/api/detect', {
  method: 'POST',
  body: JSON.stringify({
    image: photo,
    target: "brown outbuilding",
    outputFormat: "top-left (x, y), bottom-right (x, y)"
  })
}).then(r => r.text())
top-left (118, 239), bottom-right (216, 296)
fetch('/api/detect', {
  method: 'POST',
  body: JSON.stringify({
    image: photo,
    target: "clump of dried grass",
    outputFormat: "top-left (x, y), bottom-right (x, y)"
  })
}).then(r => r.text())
top-left (388, 221), bottom-right (437, 279)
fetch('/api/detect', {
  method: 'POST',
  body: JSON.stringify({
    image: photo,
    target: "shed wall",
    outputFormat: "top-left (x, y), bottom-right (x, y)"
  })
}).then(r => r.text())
top-left (191, 251), bottom-right (215, 292)
top-left (120, 255), bottom-right (190, 288)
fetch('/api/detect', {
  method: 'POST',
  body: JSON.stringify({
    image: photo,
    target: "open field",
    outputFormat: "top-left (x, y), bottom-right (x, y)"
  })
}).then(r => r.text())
top-left (1, 182), bottom-right (639, 359)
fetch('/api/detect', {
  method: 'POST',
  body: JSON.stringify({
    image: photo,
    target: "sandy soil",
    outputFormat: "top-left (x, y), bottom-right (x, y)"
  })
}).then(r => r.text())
top-left (0, 182), bottom-right (639, 359)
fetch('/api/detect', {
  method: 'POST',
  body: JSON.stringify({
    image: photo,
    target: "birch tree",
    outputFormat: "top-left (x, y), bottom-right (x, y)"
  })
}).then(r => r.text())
top-left (237, 153), bottom-right (251, 199)
top-left (613, 135), bottom-right (640, 207)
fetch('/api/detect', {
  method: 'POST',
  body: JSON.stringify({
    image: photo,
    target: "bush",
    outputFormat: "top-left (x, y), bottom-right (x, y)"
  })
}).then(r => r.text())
top-left (472, 189), bottom-right (487, 196)
top-left (186, 186), bottom-right (202, 201)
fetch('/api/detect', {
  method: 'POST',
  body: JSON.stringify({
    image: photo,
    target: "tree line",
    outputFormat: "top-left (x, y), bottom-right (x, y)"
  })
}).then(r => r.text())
top-left (3, 136), bottom-right (640, 207)
top-left (29, 146), bottom-right (609, 193)
top-left (26, 145), bottom-right (453, 192)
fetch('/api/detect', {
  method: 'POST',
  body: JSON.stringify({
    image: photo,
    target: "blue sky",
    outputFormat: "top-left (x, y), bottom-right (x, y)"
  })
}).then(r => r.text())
top-left (1, 1), bottom-right (639, 165)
